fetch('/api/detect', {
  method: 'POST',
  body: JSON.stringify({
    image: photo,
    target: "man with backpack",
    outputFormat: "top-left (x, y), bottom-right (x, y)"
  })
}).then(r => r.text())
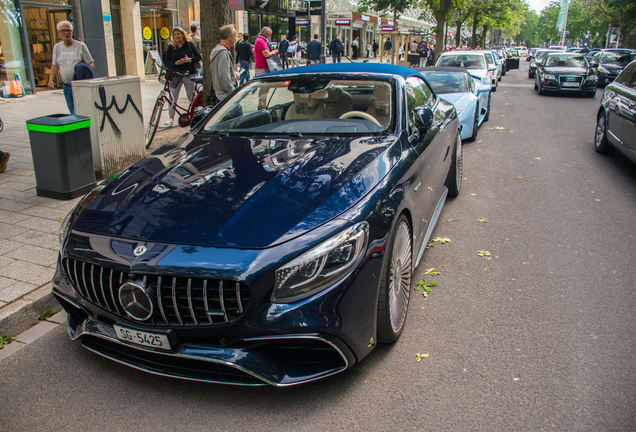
top-left (329, 34), bottom-right (343, 63)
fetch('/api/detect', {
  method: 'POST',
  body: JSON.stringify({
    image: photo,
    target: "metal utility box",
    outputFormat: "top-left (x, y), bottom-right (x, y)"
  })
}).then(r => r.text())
top-left (26, 114), bottom-right (96, 200)
top-left (73, 76), bottom-right (145, 179)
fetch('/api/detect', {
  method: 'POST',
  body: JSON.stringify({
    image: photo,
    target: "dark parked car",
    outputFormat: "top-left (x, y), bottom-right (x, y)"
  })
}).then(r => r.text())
top-left (591, 50), bottom-right (636, 87)
top-left (52, 64), bottom-right (463, 386)
top-left (528, 49), bottom-right (559, 78)
top-left (595, 59), bottom-right (636, 164)
top-left (535, 52), bottom-right (598, 97)
top-left (526, 47), bottom-right (537, 61)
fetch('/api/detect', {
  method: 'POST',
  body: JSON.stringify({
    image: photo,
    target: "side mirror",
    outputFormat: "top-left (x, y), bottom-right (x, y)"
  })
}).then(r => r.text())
top-left (190, 106), bottom-right (214, 130)
top-left (590, 61), bottom-right (598, 68)
top-left (413, 107), bottom-right (434, 133)
top-left (477, 84), bottom-right (491, 94)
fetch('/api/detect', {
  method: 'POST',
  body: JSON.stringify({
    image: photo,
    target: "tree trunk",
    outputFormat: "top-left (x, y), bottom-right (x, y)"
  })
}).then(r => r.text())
top-left (201, 0), bottom-right (231, 104)
top-left (471, 13), bottom-right (479, 48)
top-left (455, 20), bottom-right (462, 47)
top-left (434, 11), bottom-right (446, 63)
top-left (482, 24), bottom-right (490, 48)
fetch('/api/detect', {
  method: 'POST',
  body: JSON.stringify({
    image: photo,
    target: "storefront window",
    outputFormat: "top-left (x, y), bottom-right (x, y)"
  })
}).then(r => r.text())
top-left (0, 0), bottom-right (31, 94)
top-left (248, 13), bottom-right (259, 42)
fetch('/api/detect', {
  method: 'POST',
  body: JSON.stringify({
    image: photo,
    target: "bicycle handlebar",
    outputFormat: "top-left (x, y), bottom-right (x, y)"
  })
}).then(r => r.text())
top-left (154, 59), bottom-right (189, 78)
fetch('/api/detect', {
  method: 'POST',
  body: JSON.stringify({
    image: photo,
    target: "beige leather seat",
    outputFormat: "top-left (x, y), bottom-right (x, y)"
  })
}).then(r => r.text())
top-left (286, 92), bottom-right (326, 120)
top-left (366, 85), bottom-right (391, 128)
top-left (323, 87), bottom-right (353, 119)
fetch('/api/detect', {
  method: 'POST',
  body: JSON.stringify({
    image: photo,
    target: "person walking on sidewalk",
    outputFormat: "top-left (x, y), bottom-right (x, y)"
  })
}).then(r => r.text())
top-left (383, 38), bottom-right (392, 63)
top-left (372, 40), bottom-right (379, 58)
top-left (254, 27), bottom-right (278, 77)
top-left (235, 33), bottom-right (252, 85)
top-left (352, 37), bottom-right (359, 60)
top-left (189, 24), bottom-right (203, 75)
top-left (210, 24), bottom-right (239, 102)
top-left (279, 35), bottom-right (290, 69)
top-left (48, 20), bottom-right (94, 115)
top-left (163, 26), bottom-right (201, 127)
top-left (329, 34), bottom-right (343, 63)
top-left (288, 36), bottom-right (300, 67)
top-left (307, 34), bottom-right (321, 64)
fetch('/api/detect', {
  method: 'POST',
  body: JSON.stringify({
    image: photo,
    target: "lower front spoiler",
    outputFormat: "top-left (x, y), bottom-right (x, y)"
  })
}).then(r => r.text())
top-left (56, 291), bottom-right (352, 387)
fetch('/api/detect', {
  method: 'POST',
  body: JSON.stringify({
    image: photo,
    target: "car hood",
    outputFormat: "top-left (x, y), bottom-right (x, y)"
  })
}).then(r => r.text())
top-left (467, 69), bottom-right (489, 79)
top-left (600, 62), bottom-right (625, 72)
top-left (71, 134), bottom-right (398, 249)
top-left (544, 67), bottom-right (589, 75)
top-left (439, 92), bottom-right (473, 110)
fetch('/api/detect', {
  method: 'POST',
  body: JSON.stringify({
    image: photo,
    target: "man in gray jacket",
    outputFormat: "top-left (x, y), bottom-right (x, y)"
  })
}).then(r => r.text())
top-left (210, 24), bottom-right (239, 101)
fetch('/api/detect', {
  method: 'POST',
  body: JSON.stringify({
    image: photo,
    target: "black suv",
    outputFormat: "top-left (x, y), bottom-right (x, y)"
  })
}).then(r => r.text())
top-left (595, 59), bottom-right (636, 164)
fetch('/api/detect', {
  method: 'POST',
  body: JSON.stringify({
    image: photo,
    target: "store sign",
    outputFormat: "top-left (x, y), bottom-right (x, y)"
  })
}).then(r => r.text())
top-left (280, 0), bottom-right (308, 12)
top-left (361, 14), bottom-right (370, 22)
top-left (377, 17), bottom-right (382, 24)
top-left (143, 27), bottom-right (152, 40)
top-left (387, 20), bottom-right (394, 26)
top-left (229, 0), bottom-right (244, 11)
top-left (381, 26), bottom-right (394, 31)
top-left (160, 27), bottom-right (170, 39)
top-left (335, 19), bottom-right (351, 26)
top-left (310, 0), bottom-right (321, 15)
top-left (296, 19), bottom-right (309, 25)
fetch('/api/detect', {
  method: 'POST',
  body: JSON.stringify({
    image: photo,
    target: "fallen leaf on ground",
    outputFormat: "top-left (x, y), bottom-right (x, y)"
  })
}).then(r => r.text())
top-left (478, 218), bottom-right (487, 223)
top-left (416, 353), bottom-right (429, 361)
top-left (535, 157), bottom-right (541, 160)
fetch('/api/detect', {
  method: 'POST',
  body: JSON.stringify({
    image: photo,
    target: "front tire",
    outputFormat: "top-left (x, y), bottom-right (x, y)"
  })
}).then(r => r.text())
top-left (484, 95), bottom-right (491, 122)
top-left (145, 98), bottom-right (163, 149)
top-left (468, 107), bottom-right (479, 141)
top-left (446, 133), bottom-right (463, 197)
top-left (595, 113), bottom-right (615, 154)
top-left (376, 215), bottom-right (412, 343)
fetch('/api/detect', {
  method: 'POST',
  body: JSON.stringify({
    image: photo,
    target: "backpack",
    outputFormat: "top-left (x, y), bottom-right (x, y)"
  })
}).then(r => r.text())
top-left (333, 39), bottom-right (344, 55)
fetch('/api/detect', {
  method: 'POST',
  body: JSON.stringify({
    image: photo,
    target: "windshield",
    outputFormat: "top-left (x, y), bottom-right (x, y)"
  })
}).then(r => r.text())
top-left (545, 54), bottom-right (588, 68)
top-left (601, 52), bottom-right (635, 67)
top-left (535, 51), bottom-right (555, 62)
top-left (437, 54), bottom-right (486, 69)
top-left (421, 72), bottom-right (468, 93)
top-left (483, 52), bottom-right (494, 64)
top-left (202, 78), bottom-right (392, 136)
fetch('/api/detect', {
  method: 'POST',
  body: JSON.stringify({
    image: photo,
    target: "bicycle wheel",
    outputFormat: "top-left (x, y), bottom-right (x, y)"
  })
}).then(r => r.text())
top-left (145, 98), bottom-right (163, 149)
top-left (0, 116), bottom-right (3, 132)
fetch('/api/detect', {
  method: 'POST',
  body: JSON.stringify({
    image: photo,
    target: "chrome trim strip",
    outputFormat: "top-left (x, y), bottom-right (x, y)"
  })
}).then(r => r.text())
top-left (172, 277), bottom-right (183, 325)
top-left (99, 267), bottom-right (110, 312)
top-left (81, 262), bottom-right (89, 301)
top-left (71, 318), bottom-right (347, 387)
top-left (90, 264), bottom-right (102, 307)
top-left (109, 269), bottom-right (119, 314)
top-left (187, 278), bottom-right (197, 325)
top-left (219, 280), bottom-right (228, 322)
top-left (157, 276), bottom-right (168, 324)
top-left (203, 280), bottom-right (213, 324)
top-left (414, 188), bottom-right (449, 268)
top-left (73, 260), bottom-right (81, 297)
top-left (236, 282), bottom-right (243, 313)
top-left (65, 259), bottom-right (73, 286)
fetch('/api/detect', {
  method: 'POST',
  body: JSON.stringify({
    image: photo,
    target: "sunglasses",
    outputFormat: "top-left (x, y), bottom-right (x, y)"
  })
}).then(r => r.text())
top-left (60, 29), bottom-right (73, 33)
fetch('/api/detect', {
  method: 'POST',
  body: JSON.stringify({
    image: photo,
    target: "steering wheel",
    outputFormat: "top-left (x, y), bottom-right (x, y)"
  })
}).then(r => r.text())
top-left (339, 111), bottom-right (382, 127)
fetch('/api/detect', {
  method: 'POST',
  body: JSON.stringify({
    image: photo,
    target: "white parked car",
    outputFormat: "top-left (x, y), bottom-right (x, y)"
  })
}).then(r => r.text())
top-left (436, 52), bottom-right (499, 92)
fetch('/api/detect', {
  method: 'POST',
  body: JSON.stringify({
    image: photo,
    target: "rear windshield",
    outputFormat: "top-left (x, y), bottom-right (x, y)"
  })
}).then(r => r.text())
top-left (437, 54), bottom-right (486, 69)
top-left (545, 54), bottom-right (588, 68)
top-left (421, 72), bottom-right (468, 93)
top-left (601, 52), bottom-right (635, 67)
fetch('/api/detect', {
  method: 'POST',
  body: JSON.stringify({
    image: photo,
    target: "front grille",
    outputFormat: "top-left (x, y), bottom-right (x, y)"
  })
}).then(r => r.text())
top-left (63, 258), bottom-right (250, 326)
top-left (559, 75), bottom-right (582, 89)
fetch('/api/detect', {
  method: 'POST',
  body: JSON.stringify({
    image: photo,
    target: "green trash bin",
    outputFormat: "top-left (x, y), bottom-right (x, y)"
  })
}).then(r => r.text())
top-left (26, 114), bottom-right (96, 200)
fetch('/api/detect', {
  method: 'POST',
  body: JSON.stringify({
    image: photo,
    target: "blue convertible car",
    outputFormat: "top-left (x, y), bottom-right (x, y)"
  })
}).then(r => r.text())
top-left (417, 67), bottom-right (491, 141)
top-left (53, 64), bottom-right (462, 386)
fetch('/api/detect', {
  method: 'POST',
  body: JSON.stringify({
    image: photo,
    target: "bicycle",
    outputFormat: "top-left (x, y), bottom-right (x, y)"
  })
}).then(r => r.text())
top-left (145, 60), bottom-right (203, 148)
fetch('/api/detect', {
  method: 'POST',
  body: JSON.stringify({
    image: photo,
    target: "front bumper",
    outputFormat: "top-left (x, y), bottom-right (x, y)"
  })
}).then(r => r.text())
top-left (56, 289), bottom-right (353, 386)
top-left (540, 77), bottom-right (597, 93)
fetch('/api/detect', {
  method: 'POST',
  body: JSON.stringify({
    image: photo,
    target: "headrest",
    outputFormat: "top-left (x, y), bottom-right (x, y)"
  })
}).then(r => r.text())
top-left (373, 85), bottom-right (391, 110)
top-left (323, 87), bottom-right (344, 103)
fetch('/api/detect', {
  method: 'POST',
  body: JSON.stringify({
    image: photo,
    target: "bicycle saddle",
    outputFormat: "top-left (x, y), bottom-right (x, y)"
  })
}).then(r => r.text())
top-left (190, 76), bottom-right (203, 83)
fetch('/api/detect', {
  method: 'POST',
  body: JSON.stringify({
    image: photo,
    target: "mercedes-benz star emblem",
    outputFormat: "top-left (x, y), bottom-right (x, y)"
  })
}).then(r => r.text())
top-left (133, 245), bottom-right (147, 257)
top-left (119, 282), bottom-right (154, 321)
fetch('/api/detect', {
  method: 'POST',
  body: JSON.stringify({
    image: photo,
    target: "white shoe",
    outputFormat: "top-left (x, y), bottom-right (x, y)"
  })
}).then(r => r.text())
top-left (163, 119), bottom-right (174, 126)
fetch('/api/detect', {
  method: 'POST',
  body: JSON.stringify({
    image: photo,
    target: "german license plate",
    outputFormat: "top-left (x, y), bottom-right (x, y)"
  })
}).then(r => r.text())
top-left (562, 82), bottom-right (579, 87)
top-left (114, 325), bottom-right (171, 352)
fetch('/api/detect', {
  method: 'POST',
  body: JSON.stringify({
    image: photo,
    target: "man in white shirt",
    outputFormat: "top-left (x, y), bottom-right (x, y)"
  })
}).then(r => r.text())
top-left (48, 20), bottom-right (94, 115)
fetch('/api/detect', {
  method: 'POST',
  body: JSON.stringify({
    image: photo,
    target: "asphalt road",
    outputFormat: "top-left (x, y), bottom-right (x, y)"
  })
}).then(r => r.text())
top-left (2, 61), bottom-right (636, 431)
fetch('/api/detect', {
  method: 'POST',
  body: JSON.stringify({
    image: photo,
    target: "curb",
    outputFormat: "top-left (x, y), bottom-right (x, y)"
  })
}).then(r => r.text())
top-left (0, 283), bottom-right (62, 338)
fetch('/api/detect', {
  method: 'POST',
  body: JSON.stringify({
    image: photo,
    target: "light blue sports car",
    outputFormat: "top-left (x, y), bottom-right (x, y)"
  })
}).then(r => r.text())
top-left (417, 67), bottom-right (492, 141)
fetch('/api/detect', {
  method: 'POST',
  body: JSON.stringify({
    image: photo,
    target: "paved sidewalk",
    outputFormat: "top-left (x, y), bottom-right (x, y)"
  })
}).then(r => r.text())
top-left (0, 54), bottom-right (393, 345)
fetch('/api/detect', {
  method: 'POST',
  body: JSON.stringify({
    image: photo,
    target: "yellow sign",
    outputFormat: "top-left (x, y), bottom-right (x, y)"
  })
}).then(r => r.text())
top-left (143, 27), bottom-right (152, 40)
top-left (160, 27), bottom-right (170, 40)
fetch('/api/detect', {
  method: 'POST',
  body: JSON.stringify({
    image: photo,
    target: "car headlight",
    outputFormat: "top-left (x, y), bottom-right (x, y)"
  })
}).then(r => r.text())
top-left (543, 74), bottom-right (556, 80)
top-left (588, 74), bottom-right (598, 81)
top-left (272, 222), bottom-right (369, 303)
top-left (531, 62), bottom-right (536, 67)
top-left (58, 210), bottom-right (74, 248)
top-left (598, 65), bottom-right (610, 74)
top-left (456, 105), bottom-right (466, 114)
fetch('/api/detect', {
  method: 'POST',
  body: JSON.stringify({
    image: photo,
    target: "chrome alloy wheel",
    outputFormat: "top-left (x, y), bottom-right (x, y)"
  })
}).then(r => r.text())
top-left (455, 134), bottom-right (463, 189)
top-left (595, 115), bottom-right (605, 149)
top-left (388, 221), bottom-right (412, 334)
